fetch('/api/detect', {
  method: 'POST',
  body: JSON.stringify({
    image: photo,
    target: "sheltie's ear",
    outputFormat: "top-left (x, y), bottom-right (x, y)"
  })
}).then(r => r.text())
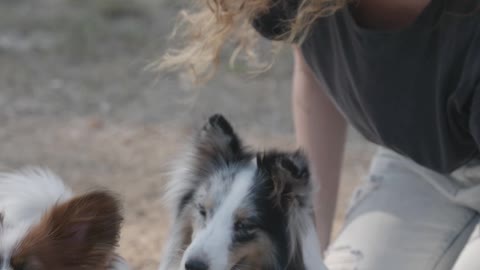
top-left (257, 150), bottom-right (311, 209)
top-left (257, 150), bottom-right (317, 269)
top-left (193, 114), bottom-right (244, 167)
top-left (14, 191), bottom-right (123, 269)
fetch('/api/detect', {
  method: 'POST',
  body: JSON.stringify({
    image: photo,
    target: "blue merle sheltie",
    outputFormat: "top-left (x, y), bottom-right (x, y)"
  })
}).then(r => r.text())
top-left (158, 114), bottom-right (327, 270)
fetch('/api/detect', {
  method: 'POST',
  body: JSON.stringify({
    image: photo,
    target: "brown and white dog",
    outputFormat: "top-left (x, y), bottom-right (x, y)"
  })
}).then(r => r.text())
top-left (158, 114), bottom-right (327, 270)
top-left (0, 168), bottom-right (129, 270)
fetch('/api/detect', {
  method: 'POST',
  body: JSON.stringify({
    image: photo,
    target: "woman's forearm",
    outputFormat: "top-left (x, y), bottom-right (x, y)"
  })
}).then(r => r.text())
top-left (292, 46), bottom-right (347, 252)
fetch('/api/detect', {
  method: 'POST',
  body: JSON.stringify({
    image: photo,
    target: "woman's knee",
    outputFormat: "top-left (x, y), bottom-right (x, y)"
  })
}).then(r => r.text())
top-left (324, 151), bottom-right (477, 270)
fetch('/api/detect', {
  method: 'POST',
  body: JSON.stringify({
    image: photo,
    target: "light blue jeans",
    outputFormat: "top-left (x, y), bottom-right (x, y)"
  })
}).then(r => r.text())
top-left (325, 147), bottom-right (480, 270)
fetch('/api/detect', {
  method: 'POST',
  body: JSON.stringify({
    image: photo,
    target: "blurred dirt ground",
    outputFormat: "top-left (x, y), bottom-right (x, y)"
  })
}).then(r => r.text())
top-left (0, 0), bottom-right (376, 269)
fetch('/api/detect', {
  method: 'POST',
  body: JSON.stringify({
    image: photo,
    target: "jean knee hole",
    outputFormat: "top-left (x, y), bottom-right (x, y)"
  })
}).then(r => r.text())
top-left (325, 246), bottom-right (363, 270)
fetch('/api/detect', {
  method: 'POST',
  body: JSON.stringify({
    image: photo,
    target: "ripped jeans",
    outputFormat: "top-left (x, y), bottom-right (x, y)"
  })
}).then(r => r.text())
top-left (325, 147), bottom-right (480, 270)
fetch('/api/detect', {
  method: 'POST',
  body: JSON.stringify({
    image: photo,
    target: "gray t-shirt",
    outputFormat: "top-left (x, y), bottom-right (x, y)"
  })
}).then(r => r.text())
top-left (253, 0), bottom-right (480, 173)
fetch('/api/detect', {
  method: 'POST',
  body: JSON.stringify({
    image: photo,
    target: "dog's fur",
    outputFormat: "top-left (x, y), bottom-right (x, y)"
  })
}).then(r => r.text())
top-left (0, 168), bottom-right (129, 270)
top-left (158, 114), bottom-right (327, 270)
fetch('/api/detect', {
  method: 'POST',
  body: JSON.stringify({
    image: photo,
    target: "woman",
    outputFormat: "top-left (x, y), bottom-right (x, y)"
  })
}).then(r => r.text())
top-left (159, 0), bottom-right (480, 269)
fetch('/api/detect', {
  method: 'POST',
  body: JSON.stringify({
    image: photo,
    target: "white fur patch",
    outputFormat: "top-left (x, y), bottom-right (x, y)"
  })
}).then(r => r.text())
top-left (301, 219), bottom-right (328, 270)
top-left (0, 167), bottom-right (72, 225)
top-left (182, 164), bottom-right (256, 270)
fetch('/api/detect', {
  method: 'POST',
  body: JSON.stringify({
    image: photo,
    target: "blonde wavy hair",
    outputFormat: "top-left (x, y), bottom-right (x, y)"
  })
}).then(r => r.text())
top-left (155, 0), bottom-right (347, 84)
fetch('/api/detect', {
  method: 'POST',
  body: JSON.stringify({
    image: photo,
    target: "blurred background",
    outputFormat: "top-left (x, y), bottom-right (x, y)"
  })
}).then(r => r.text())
top-left (0, 0), bottom-right (376, 269)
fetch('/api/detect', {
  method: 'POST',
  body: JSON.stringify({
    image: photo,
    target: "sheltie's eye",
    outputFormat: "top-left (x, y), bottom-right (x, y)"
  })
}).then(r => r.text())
top-left (233, 220), bottom-right (257, 242)
top-left (196, 204), bottom-right (207, 218)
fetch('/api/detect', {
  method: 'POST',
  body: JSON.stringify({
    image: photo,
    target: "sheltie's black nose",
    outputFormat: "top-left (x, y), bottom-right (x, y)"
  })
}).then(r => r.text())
top-left (185, 259), bottom-right (208, 270)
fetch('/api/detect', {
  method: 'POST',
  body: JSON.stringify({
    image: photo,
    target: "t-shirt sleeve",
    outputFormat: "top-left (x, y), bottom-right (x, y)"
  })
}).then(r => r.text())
top-left (251, 0), bottom-right (301, 40)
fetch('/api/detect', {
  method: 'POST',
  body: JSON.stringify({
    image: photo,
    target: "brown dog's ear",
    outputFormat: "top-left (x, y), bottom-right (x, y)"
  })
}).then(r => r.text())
top-left (194, 114), bottom-right (244, 166)
top-left (257, 150), bottom-right (311, 209)
top-left (17, 191), bottom-right (123, 269)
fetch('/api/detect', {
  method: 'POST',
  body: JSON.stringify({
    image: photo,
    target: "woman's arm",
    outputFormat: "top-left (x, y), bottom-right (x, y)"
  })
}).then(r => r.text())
top-left (292, 46), bottom-right (347, 252)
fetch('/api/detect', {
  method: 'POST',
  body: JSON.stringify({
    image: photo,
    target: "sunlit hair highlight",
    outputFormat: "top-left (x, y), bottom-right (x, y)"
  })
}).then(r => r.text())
top-left (154, 0), bottom-right (347, 84)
